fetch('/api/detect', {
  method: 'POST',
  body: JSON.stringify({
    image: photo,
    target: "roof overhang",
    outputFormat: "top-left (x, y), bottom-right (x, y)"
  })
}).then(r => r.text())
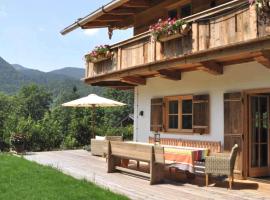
top-left (61, 0), bottom-right (159, 35)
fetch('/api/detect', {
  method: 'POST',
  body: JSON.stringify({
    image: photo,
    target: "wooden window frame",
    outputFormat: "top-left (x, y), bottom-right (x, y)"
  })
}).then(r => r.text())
top-left (164, 95), bottom-right (193, 134)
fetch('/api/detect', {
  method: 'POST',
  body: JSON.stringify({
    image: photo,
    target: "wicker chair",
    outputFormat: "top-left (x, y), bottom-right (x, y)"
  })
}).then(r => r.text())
top-left (205, 144), bottom-right (238, 189)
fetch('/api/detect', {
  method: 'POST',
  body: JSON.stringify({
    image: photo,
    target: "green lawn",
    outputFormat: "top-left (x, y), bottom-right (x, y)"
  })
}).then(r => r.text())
top-left (0, 154), bottom-right (129, 200)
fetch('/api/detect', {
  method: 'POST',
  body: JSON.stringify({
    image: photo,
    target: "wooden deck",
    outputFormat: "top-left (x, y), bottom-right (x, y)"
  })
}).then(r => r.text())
top-left (24, 150), bottom-right (270, 200)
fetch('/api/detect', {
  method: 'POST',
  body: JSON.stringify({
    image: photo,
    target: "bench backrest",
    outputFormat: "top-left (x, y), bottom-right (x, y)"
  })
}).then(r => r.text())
top-left (149, 137), bottom-right (221, 153)
top-left (109, 141), bottom-right (164, 164)
top-left (105, 136), bottom-right (123, 141)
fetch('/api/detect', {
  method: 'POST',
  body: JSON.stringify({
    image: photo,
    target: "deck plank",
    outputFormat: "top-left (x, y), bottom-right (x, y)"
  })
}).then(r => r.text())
top-left (24, 150), bottom-right (270, 200)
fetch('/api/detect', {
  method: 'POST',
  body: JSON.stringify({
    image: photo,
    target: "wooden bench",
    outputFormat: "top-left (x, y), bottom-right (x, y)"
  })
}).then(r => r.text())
top-left (107, 141), bottom-right (165, 185)
top-left (91, 136), bottom-right (123, 157)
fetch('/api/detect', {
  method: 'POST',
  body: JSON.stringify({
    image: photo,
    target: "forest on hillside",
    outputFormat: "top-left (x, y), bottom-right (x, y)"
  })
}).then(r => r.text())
top-left (0, 84), bottom-right (134, 152)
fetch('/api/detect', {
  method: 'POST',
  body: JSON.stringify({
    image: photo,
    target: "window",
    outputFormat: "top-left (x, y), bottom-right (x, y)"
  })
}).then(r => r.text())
top-left (168, 9), bottom-right (178, 19)
top-left (168, 100), bottom-right (179, 129)
top-left (210, 0), bottom-right (216, 8)
top-left (167, 3), bottom-right (192, 19)
top-left (151, 95), bottom-right (209, 134)
top-left (180, 4), bottom-right (191, 18)
top-left (165, 95), bottom-right (193, 133)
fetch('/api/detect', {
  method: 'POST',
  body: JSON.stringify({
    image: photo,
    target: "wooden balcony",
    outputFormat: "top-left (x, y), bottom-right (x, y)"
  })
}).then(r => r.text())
top-left (84, 0), bottom-right (270, 88)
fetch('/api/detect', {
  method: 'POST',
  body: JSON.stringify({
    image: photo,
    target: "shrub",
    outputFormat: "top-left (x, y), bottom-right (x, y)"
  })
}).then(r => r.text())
top-left (61, 135), bottom-right (79, 150)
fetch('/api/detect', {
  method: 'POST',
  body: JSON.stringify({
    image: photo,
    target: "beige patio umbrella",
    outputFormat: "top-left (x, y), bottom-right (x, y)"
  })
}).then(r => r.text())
top-left (62, 94), bottom-right (126, 138)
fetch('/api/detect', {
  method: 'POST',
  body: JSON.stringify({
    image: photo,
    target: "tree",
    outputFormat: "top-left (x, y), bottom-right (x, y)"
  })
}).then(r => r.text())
top-left (17, 84), bottom-right (52, 121)
top-left (102, 88), bottom-right (134, 127)
top-left (0, 93), bottom-right (14, 150)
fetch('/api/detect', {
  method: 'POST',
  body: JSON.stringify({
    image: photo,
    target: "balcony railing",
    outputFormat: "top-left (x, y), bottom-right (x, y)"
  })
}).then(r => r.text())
top-left (85, 0), bottom-right (270, 79)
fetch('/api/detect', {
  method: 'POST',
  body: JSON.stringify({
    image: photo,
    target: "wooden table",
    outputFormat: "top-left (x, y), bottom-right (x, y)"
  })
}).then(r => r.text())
top-left (163, 145), bottom-right (209, 173)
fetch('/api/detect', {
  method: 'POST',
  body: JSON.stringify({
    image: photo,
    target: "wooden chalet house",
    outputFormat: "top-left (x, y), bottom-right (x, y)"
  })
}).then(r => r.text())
top-left (61, 0), bottom-right (270, 180)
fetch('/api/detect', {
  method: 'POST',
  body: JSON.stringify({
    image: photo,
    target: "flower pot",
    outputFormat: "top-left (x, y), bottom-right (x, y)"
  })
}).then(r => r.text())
top-left (14, 143), bottom-right (25, 154)
top-left (158, 24), bottom-right (191, 42)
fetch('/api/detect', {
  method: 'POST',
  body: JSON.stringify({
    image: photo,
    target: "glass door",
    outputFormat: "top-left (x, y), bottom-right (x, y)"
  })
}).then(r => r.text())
top-left (249, 95), bottom-right (270, 177)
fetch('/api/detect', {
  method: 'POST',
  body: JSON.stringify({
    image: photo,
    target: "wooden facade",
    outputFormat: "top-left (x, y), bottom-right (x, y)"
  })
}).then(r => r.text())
top-left (84, 0), bottom-right (270, 88)
top-left (62, 0), bottom-right (270, 180)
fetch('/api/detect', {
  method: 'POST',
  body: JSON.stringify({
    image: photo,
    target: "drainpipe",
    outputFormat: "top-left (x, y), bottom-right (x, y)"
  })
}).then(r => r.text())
top-left (60, 0), bottom-right (130, 35)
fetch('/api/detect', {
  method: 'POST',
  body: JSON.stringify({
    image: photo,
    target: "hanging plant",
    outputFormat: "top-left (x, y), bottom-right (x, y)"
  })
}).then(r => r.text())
top-left (149, 18), bottom-right (190, 42)
top-left (85, 45), bottom-right (113, 63)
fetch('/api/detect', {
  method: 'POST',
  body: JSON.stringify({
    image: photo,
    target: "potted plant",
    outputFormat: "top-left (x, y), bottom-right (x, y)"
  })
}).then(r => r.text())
top-left (149, 18), bottom-right (190, 42)
top-left (85, 45), bottom-right (113, 63)
top-left (10, 133), bottom-right (26, 154)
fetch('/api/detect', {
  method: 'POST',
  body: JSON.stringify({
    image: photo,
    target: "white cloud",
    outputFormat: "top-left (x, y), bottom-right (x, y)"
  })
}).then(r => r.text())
top-left (83, 29), bottom-right (100, 36)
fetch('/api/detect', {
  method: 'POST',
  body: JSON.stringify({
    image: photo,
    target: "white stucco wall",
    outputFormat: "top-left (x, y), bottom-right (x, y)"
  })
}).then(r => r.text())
top-left (133, 61), bottom-right (270, 146)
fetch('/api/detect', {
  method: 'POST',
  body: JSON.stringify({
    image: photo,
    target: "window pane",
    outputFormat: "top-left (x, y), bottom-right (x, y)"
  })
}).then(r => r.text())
top-left (169, 115), bottom-right (178, 129)
top-left (210, 0), bottom-right (216, 8)
top-left (182, 115), bottom-right (192, 129)
top-left (182, 99), bottom-right (192, 114)
top-left (261, 122), bottom-right (268, 143)
top-left (260, 97), bottom-right (267, 116)
top-left (168, 9), bottom-right (177, 19)
top-left (251, 144), bottom-right (259, 167)
top-left (180, 4), bottom-right (191, 18)
top-left (252, 124), bottom-right (259, 143)
top-left (169, 100), bottom-right (178, 114)
top-left (260, 144), bottom-right (268, 167)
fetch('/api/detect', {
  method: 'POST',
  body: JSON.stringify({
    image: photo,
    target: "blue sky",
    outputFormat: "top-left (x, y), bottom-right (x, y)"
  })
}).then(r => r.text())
top-left (0, 0), bottom-right (132, 72)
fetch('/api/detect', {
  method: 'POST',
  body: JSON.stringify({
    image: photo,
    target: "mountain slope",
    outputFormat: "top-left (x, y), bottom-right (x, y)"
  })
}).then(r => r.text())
top-left (0, 57), bottom-right (105, 98)
top-left (49, 67), bottom-right (84, 80)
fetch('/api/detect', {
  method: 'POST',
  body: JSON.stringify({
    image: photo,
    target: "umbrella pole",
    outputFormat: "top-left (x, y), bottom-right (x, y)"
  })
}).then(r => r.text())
top-left (92, 105), bottom-right (96, 139)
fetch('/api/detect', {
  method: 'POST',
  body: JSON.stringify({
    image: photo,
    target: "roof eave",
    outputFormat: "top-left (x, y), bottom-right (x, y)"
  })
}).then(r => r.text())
top-left (60, 0), bottom-right (130, 35)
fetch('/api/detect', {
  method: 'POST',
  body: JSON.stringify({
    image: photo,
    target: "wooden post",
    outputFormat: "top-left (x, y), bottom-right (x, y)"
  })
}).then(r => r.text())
top-left (150, 146), bottom-right (164, 185)
top-left (107, 141), bottom-right (115, 173)
top-left (229, 176), bottom-right (233, 190)
top-left (92, 105), bottom-right (96, 139)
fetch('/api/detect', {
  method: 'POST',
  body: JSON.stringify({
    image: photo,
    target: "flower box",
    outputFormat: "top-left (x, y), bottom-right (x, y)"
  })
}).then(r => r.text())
top-left (149, 18), bottom-right (188, 42)
top-left (87, 52), bottom-right (113, 63)
top-left (158, 24), bottom-right (191, 42)
top-left (86, 45), bottom-right (113, 64)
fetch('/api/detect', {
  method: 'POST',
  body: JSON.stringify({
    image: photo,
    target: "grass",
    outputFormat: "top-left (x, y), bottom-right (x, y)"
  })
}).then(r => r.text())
top-left (0, 154), bottom-right (129, 200)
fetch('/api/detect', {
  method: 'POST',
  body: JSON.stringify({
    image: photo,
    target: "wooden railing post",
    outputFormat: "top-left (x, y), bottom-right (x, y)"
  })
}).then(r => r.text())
top-left (117, 48), bottom-right (122, 70)
top-left (192, 22), bottom-right (199, 52)
top-left (249, 4), bottom-right (258, 39)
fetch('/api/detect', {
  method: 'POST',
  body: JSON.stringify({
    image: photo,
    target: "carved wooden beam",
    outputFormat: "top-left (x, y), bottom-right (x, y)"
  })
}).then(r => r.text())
top-left (95, 15), bottom-right (124, 22)
top-left (121, 76), bottom-right (146, 85)
top-left (158, 69), bottom-right (182, 80)
top-left (123, 0), bottom-right (151, 8)
top-left (90, 81), bottom-right (132, 87)
top-left (108, 8), bottom-right (138, 15)
top-left (254, 51), bottom-right (270, 68)
top-left (82, 21), bottom-right (110, 28)
top-left (198, 61), bottom-right (223, 75)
